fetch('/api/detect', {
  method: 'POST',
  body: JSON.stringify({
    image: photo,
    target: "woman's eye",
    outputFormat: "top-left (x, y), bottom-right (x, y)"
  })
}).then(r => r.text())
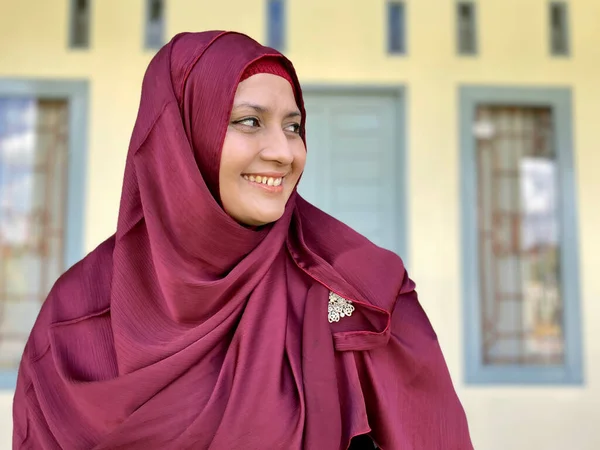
top-left (236, 118), bottom-right (259, 127)
top-left (285, 123), bottom-right (301, 134)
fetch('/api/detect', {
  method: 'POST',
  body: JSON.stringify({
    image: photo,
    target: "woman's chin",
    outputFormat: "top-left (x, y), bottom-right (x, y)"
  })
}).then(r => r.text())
top-left (240, 206), bottom-right (285, 227)
top-left (227, 208), bottom-right (285, 227)
top-left (251, 211), bottom-right (284, 226)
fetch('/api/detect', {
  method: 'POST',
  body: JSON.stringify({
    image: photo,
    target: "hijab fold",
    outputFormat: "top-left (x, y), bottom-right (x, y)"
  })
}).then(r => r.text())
top-left (13, 31), bottom-right (473, 450)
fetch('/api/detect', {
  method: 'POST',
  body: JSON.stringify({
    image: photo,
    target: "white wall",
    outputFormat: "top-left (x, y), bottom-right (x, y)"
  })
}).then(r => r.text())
top-left (1, 393), bottom-right (12, 448)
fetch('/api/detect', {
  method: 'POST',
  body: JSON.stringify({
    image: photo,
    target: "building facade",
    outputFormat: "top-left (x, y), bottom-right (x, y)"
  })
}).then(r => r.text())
top-left (0, 1), bottom-right (599, 448)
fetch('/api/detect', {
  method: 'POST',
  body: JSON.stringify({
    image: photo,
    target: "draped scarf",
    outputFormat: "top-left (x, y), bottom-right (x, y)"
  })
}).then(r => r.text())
top-left (13, 31), bottom-right (473, 450)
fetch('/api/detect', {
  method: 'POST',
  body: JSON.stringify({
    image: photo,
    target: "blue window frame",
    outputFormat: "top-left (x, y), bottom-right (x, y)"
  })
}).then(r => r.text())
top-left (267, 0), bottom-right (286, 51)
top-left (460, 86), bottom-right (583, 385)
top-left (387, 1), bottom-right (407, 55)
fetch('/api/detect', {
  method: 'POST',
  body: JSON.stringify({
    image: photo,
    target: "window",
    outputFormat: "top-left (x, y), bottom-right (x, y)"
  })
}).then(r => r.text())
top-left (476, 107), bottom-right (562, 367)
top-left (457, 1), bottom-right (477, 55)
top-left (145, 0), bottom-right (165, 49)
top-left (387, 1), bottom-right (407, 55)
top-left (461, 87), bottom-right (582, 385)
top-left (267, 0), bottom-right (285, 51)
top-left (69, 0), bottom-right (91, 49)
top-left (0, 80), bottom-right (88, 388)
top-left (549, 2), bottom-right (570, 56)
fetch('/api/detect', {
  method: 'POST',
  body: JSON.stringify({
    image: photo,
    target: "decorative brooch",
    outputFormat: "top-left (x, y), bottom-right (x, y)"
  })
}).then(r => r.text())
top-left (328, 291), bottom-right (355, 323)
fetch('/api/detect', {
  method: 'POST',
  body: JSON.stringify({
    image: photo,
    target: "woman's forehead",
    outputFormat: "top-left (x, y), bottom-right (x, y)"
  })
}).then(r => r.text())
top-left (233, 74), bottom-right (300, 112)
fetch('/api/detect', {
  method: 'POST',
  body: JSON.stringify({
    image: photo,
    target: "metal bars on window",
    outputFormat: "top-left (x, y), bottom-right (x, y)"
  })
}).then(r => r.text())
top-left (475, 105), bottom-right (564, 366)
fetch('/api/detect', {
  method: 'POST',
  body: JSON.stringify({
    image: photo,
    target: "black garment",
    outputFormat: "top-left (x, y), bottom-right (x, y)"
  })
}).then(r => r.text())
top-left (348, 434), bottom-right (378, 449)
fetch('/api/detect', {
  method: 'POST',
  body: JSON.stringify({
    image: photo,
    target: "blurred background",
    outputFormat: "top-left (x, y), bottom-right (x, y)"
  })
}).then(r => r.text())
top-left (0, 0), bottom-right (599, 448)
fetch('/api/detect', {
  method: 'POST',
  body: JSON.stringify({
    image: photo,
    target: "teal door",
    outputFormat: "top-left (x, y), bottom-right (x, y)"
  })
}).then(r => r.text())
top-left (299, 90), bottom-right (405, 256)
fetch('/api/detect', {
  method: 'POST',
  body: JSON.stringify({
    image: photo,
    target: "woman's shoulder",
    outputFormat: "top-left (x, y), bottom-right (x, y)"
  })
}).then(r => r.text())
top-left (24, 236), bottom-right (116, 359)
top-left (294, 197), bottom-right (409, 310)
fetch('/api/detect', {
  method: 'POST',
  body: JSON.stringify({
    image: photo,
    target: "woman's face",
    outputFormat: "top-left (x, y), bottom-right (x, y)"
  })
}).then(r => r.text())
top-left (219, 73), bottom-right (306, 227)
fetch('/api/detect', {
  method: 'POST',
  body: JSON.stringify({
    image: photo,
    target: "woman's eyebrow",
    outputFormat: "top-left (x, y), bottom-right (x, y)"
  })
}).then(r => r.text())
top-left (232, 102), bottom-right (301, 119)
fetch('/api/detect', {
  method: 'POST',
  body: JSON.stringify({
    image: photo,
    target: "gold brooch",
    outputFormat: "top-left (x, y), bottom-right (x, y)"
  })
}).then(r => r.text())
top-left (328, 292), bottom-right (355, 323)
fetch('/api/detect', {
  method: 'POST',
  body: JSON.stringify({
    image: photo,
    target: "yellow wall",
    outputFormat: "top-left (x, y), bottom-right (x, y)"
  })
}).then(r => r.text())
top-left (1, 1), bottom-right (599, 448)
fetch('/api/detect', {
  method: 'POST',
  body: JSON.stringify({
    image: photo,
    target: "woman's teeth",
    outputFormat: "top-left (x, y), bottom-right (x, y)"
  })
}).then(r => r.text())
top-left (243, 175), bottom-right (283, 187)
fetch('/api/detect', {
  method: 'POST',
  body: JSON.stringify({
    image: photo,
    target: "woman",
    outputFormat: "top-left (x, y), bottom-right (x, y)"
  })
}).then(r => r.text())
top-left (13, 31), bottom-right (473, 449)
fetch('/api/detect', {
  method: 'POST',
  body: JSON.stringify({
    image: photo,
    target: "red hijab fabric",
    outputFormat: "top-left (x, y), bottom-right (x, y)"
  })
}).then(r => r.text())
top-left (239, 57), bottom-right (297, 87)
top-left (13, 31), bottom-right (472, 449)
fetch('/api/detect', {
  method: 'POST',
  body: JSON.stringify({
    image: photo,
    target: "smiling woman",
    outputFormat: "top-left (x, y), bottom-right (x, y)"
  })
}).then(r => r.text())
top-left (219, 67), bottom-right (306, 226)
top-left (12, 31), bottom-right (472, 449)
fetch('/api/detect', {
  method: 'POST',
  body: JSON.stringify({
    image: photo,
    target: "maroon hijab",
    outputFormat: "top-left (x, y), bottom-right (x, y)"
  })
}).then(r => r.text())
top-left (13, 31), bottom-right (472, 449)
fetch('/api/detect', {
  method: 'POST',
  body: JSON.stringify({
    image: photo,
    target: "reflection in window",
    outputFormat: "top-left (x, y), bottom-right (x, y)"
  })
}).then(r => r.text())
top-left (549, 2), bottom-right (570, 56)
top-left (145, 0), bottom-right (165, 49)
top-left (457, 1), bottom-right (477, 55)
top-left (267, 0), bottom-right (285, 51)
top-left (474, 106), bottom-right (563, 366)
top-left (0, 99), bottom-right (68, 370)
top-left (387, 1), bottom-right (407, 55)
top-left (70, 0), bottom-right (91, 48)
